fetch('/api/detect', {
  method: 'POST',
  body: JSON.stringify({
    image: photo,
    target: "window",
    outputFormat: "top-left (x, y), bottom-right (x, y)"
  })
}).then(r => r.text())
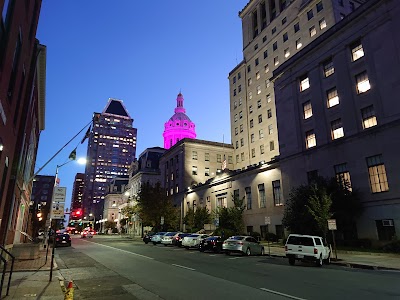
top-left (232, 76), bottom-right (236, 84)
top-left (241, 152), bottom-right (245, 161)
top-left (260, 144), bottom-right (265, 154)
top-left (192, 151), bottom-right (198, 160)
top-left (284, 48), bottom-right (290, 58)
top-left (233, 89), bottom-right (237, 96)
top-left (375, 219), bottom-right (396, 241)
top-left (267, 109), bottom-right (272, 118)
top-left (238, 72), bottom-right (241, 79)
top-left (274, 56), bottom-right (279, 66)
top-left (254, 43), bottom-right (258, 50)
top-left (249, 105), bottom-right (253, 114)
top-left (273, 180), bottom-right (282, 206)
top-left (258, 114), bottom-right (263, 123)
top-left (257, 85), bottom-right (261, 94)
top-left (238, 85), bottom-right (242, 92)
top-left (256, 71), bottom-right (260, 80)
top-left (300, 75), bottom-right (310, 91)
top-left (361, 105), bottom-right (377, 129)
top-left (307, 9), bottom-right (314, 20)
top-left (239, 111), bottom-right (243, 119)
top-left (251, 134), bottom-right (255, 143)
top-left (316, 1), bottom-right (323, 12)
top-left (205, 153), bottom-right (210, 161)
top-left (245, 187), bottom-right (252, 210)
top-left (217, 154), bottom-right (222, 163)
top-left (266, 94), bottom-right (271, 103)
top-left (327, 88), bottom-right (339, 108)
top-left (251, 148), bottom-right (255, 158)
top-left (235, 141), bottom-right (239, 149)
top-left (351, 41), bottom-right (364, 61)
top-left (192, 166), bottom-right (198, 175)
top-left (272, 26), bottom-right (276, 34)
top-left (240, 138), bottom-right (244, 147)
top-left (309, 25), bottom-right (316, 37)
top-left (323, 60), bottom-right (334, 77)
top-left (257, 99), bottom-right (262, 108)
top-left (264, 64), bottom-right (269, 73)
top-left (306, 130), bottom-right (316, 148)
top-left (247, 65), bottom-right (251, 73)
top-left (234, 101), bottom-right (237, 109)
top-left (228, 156), bottom-right (233, 164)
top-left (236, 155), bottom-right (240, 163)
top-left (217, 195), bottom-right (227, 208)
top-left (258, 184), bottom-right (266, 208)
top-left (265, 79), bottom-right (271, 88)
top-left (334, 163), bottom-right (352, 191)
top-left (264, 50), bottom-right (268, 59)
top-left (356, 71), bottom-right (371, 94)
top-left (319, 18), bottom-right (327, 30)
top-left (270, 141), bottom-right (275, 151)
top-left (303, 101), bottom-right (313, 119)
top-left (296, 38), bottom-right (302, 49)
top-left (331, 119), bottom-right (344, 139)
top-left (234, 114), bottom-right (238, 122)
top-left (259, 129), bottom-right (264, 139)
top-left (273, 42), bottom-right (278, 51)
top-left (367, 155), bottom-right (389, 193)
top-left (240, 124), bottom-right (243, 132)
top-left (250, 119), bottom-right (254, 128)
top-left (268, 124), bottom-right (273, 135)
top-left (263, 35), bottom-right (267, 43)
top-left (294, 22), bottom-right (300, 32)
top-left (239, 98), bottom-right (242, 106)
top-left (255, 58), bottom-right (259, 66)
top-left (282, 17), bottom-right (287, 25)
top-left (204, 167), bottom-right (210, 176)
top-left (249, 91), bottom-right (253, 99)
top-left (283, 32), bottom-right (288, 42)
top-left (235, 127), bottom-right (238, 135)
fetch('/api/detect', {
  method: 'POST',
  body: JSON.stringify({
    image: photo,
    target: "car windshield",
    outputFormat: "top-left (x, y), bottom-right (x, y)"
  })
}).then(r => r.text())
top-left (206, 236), bottom-right (219, 241)
top-left (165, 232), bottom-right (176, 236)
top-left (229, 236), bottom-right (245, 240)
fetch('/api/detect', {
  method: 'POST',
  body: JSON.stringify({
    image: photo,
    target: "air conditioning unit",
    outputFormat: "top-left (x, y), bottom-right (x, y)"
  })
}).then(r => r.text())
top-left (382, 219), bottom-right (394, 226)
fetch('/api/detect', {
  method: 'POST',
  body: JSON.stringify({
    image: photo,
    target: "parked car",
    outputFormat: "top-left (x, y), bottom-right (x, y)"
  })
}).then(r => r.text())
top-left (151, 232), bottom-right (167, 245)
top-left (285, 234), bottom-right (331, 267)
top-left (161, 232), bottom-right (180, 246)
top-left (55, 233), bottom-right (71, 247)
top-left (172, 233), bottom-right (191, 247)
top-left (182, 234), bottom-right (209, 249)
top-left (143, 232), bottom-right (155, 244)
top-left (199, 236), bottom-right (224, 253)
top-left (222, 236), bottom-right (264, 256)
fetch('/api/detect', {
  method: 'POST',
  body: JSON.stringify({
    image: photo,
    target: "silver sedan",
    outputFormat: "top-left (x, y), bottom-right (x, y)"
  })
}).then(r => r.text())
top-left (222, 236), bottom-right (264, 256)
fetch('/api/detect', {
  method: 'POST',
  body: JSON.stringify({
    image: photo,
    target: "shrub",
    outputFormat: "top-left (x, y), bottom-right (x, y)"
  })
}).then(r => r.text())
top-left (249, 231), bottom-right (261, 241)
top-left (214, 227), bottom-right (236, 240)
top-left (382, 240), bottom-right (400, 253)
top-left (265, 232), bottom-right (278, 242)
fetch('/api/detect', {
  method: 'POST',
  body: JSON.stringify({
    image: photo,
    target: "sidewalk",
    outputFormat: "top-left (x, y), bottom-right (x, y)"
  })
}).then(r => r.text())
top-left (1, 246), bottom-right (64, 299)
top-left (260, 242), bottom-right (400, 270)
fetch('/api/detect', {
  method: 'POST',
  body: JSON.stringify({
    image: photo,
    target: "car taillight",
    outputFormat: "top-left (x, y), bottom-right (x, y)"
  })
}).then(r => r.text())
top-left (56, 238), bottom-right (60, 241)
top-left (211, 241), bottom-right (215, 244)
top-left (314, 248), bottom-right (318, 254)
top-left (238, 242), bottom-right (243, 245)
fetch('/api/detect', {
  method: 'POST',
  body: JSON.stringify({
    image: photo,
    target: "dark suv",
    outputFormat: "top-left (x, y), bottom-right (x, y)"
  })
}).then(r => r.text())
top-left (143, 232), bottom-right (155, 244)
top-left (199, 236), bottom-right (224, 253)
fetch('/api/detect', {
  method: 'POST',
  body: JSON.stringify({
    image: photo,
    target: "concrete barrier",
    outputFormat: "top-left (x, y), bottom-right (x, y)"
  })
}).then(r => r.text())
top-left (11, 243), bottom-right (40, 260)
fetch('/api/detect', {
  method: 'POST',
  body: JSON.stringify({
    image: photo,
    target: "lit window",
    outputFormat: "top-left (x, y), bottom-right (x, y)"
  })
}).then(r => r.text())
top-left (331, 119), bottom-right (344, 140)
top-left (351, 42), bottom-right (364, 61)
top-left (266, 94), bottom-right (271, 103)
top-left (233, 101), bottom-right (237, 109)
top-left (303, 101), bottom-right (313, 119)
top-left (192, 166), bottom-right (198, 175)
top-left (356, 71), bottom-right (370, 94)
top-left (251, 134), bottom-right (255, 143)
top-left (284, 48), bottom-right (290, 58)
top-left (323, 60), bottom-right (334, 77)
top-left (234, 114), bottom-right (238, 122)
top-left (361, 105), bottom-right (377, 129)
top-left (306, 130), bottom-right (316, 149)
top-left (334, 163), bottom-right (352, 191)
top-left (257, 99), bottom-right (262, 108)
top-left (265, 79), bottom-right (271, 88)
top-left (239, 98), bottom-right (242, 106)
top-left (249, 91), bottom-right (253, 99)
top-left (257, 85), bottom-right (261, 94)
top-left (300, 75), bottom-right (310, 91)
top-left (248, 78), bottom-right (252, 86)
top-left (264, 64), bottom-right (269, 73)
top-left (296, 38), bottom-right (302, 49)
top-left (274, 56), bottom-right (279, 66)
top-left (310, 25), bottom-right (316, 37)
top-left (327, 88), bottom-right (339, 108)
top-left (268, 124), bottom-right (273, 135)
top-left (273, 180), bottom-right (282, 206)
top-left (367, 155), bottom-right (389, 193)
top-left (256, 71), bottom-right (260, 80)
top-left (259, 129), bottom-right (264, 139)
top-left (319, 18), bottom-right (327, 30)
top-left (192, 151), bottom-right (198, 160)
top-left (249, 105), bottom-right (253, 114)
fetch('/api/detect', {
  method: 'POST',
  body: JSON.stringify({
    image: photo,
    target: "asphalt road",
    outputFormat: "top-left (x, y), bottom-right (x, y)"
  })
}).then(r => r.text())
top-left (55, 235), bottom-right (400, 300)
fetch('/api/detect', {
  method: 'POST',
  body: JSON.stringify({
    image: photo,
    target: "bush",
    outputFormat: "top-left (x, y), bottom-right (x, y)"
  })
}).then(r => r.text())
top-left (249, 231), bottom-right (261, 241)
top-left (382, 240), bottom-right (400, 253)
top-left (265, 232), bottom-right (278, 242)
top-left (214, 227), bottom-right (236, 240)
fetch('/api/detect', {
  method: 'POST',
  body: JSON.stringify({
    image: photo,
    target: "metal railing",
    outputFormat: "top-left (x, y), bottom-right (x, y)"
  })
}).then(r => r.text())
top-left (0, 245), bottom-right (15, 298)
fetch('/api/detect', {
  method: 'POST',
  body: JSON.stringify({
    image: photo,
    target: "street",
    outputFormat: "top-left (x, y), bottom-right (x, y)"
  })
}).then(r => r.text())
top-left (55, 235), bottom-right (400, 300)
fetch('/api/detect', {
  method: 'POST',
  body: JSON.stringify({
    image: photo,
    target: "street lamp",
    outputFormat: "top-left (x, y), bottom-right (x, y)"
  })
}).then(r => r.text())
top-left (89, 213), bottom-right (96, 230)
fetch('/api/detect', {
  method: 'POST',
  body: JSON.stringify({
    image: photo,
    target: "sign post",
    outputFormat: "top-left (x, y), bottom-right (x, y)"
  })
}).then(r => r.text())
top-left (265, 216), bottom-right (271, 256)
top-left (328, 219), bottom-right (337, 261)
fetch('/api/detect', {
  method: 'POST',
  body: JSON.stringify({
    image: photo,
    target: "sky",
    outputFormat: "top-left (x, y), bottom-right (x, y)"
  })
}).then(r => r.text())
top-left (35, 0), bottom-right (249, 213)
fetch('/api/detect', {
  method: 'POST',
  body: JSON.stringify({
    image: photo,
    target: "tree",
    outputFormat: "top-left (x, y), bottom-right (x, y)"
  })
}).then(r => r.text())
top-left (183, 207), bottom-right (211, 232)
top-left (104, 221), bottom-right (116, 230)
top-left (215, 193), bottom-right (246, 235)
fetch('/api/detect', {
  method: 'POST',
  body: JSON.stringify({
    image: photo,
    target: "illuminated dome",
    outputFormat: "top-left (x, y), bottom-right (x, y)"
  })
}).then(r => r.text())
top-left (163, 92), bottom-right (196, 149)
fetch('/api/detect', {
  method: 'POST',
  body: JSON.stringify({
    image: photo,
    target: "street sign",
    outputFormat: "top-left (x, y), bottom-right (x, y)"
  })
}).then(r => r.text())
top-left (51, 202), bottom-right (65, 220)
top-left (328, 219), bottom-right (337, 230)
top-left (52, 187), bottom-right (66, 203)
top-left (265, 216), bottom-right (271, 225)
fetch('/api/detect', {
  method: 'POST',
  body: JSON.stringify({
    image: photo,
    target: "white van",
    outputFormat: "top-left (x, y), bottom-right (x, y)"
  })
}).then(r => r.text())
top-left (285, 234), bottom-right (331, 267)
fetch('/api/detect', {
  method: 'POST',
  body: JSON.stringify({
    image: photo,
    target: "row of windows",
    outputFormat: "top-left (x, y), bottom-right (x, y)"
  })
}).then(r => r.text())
top-left (244, 180), bottom-right (282, 209)
top-left (191, 151), bottom-right (233, 163)
top-left (235, 141), bottom-right (275, 162)
top-left (235, 125), bottom-right (274, 148)
top-left (191, 166), bottom-right (222, 176)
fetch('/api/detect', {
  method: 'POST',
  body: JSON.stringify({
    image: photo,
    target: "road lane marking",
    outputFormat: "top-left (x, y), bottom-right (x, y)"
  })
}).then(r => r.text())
top-left (88, 241), bottom-right (154, 260)
top-left (228, 257), bottom-right (242, 260)
top-left (260, 288), bottom-right (306, 300)
top-left (172, 264), bottom-right (195, 271)
top-left (208, 254), bottom-right (217, 257)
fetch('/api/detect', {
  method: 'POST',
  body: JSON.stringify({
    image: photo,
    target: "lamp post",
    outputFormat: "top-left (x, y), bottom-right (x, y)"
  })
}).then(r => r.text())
top-left (89, 213), bottom-right (96, 230)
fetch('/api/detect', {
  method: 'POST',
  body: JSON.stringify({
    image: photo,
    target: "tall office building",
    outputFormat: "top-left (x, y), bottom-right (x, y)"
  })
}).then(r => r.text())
top-left (163, 92), bottom-right (196, 149)
top-left (69, 173), bottom-right (84, 222)
top-left (83, 99), bottom-right (137, 220)
top-left (228, 0), bottom-right (364, 169)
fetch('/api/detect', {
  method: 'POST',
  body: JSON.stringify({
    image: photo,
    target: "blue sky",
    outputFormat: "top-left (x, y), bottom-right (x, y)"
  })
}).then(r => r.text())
top-left (35, 0), bottom-right (249, 212)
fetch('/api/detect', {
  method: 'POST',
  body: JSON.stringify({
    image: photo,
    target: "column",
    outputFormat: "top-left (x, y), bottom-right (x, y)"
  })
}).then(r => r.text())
top-left (275, 0), bottom-right (281, 16)
top-left (265, 0), bottom-right (271, 25)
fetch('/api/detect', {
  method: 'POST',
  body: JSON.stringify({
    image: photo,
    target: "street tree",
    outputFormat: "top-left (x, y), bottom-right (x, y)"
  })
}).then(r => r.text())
top-left (183, 207), bottom-right (211, 232)
top-left (215, 193), bottom-right (246, 236)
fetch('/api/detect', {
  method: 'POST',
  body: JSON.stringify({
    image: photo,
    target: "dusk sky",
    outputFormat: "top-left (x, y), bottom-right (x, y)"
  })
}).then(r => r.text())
top-left (35, 1), bottom-right (249, 212)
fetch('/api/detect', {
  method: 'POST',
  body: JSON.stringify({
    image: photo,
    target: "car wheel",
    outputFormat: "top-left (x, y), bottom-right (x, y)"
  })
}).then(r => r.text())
top-left (316, 255), bottom-right (323, 267)
top-left (246, 248), bottom-right (251, 256)
top-left (289, 258), bottom-right (295, 265)
top-left (324, 254), bottom-right (331, 265)
top-left (260, 247), bottom-right (265, 256)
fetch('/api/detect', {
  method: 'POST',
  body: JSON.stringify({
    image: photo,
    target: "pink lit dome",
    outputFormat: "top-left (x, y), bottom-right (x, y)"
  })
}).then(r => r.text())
top-left (163, 92), bottom-right (196, 149)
